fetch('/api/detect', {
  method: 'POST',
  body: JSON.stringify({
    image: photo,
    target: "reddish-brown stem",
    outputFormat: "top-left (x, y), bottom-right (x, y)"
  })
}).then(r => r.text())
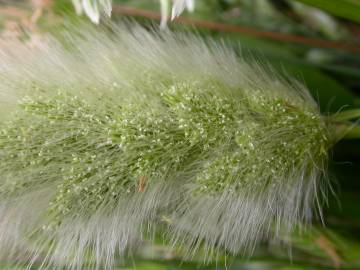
top-left (112, 5), bottom-right (360, 54)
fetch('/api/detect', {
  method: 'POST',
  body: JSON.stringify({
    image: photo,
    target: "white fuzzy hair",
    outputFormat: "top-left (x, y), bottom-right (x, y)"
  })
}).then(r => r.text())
top-left (0, 21), bottom-right (329, 269)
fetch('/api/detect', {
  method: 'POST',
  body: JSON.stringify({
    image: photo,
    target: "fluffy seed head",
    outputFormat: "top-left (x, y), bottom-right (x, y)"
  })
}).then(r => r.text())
top-left (0, 22), bottom-right (331, 269)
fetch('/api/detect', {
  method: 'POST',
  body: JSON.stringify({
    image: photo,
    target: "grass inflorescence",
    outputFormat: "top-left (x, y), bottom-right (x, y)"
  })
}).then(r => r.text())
top-left (0, 22), bottom-right (331, 269)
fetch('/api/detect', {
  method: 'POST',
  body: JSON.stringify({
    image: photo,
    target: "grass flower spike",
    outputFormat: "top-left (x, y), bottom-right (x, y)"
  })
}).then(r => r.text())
top-left (0, 22), bottom-right (331, 269)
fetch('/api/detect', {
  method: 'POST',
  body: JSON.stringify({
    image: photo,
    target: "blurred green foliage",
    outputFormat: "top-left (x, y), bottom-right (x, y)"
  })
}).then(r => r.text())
top-left (293, 0), bottom-right (360, 23)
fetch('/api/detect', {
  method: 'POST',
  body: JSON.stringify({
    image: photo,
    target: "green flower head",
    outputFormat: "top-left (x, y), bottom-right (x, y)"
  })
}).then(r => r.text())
top-left (0, 22), bottom-right (331, 269)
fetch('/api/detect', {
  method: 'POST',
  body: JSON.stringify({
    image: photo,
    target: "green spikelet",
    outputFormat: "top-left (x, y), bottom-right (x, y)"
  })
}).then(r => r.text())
top-left (0, 22), bottom-right (332, 269)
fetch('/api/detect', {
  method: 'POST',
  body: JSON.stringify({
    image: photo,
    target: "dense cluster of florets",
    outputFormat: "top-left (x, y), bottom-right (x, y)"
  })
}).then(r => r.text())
top-left (0, 23), bottom-right (331, 269)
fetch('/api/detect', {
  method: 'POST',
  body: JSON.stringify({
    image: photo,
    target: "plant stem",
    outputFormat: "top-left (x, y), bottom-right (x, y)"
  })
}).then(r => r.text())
top-left (334, 123), bottom-right (360, 141)
top-left (332, 109), bottom-right (360, 121)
